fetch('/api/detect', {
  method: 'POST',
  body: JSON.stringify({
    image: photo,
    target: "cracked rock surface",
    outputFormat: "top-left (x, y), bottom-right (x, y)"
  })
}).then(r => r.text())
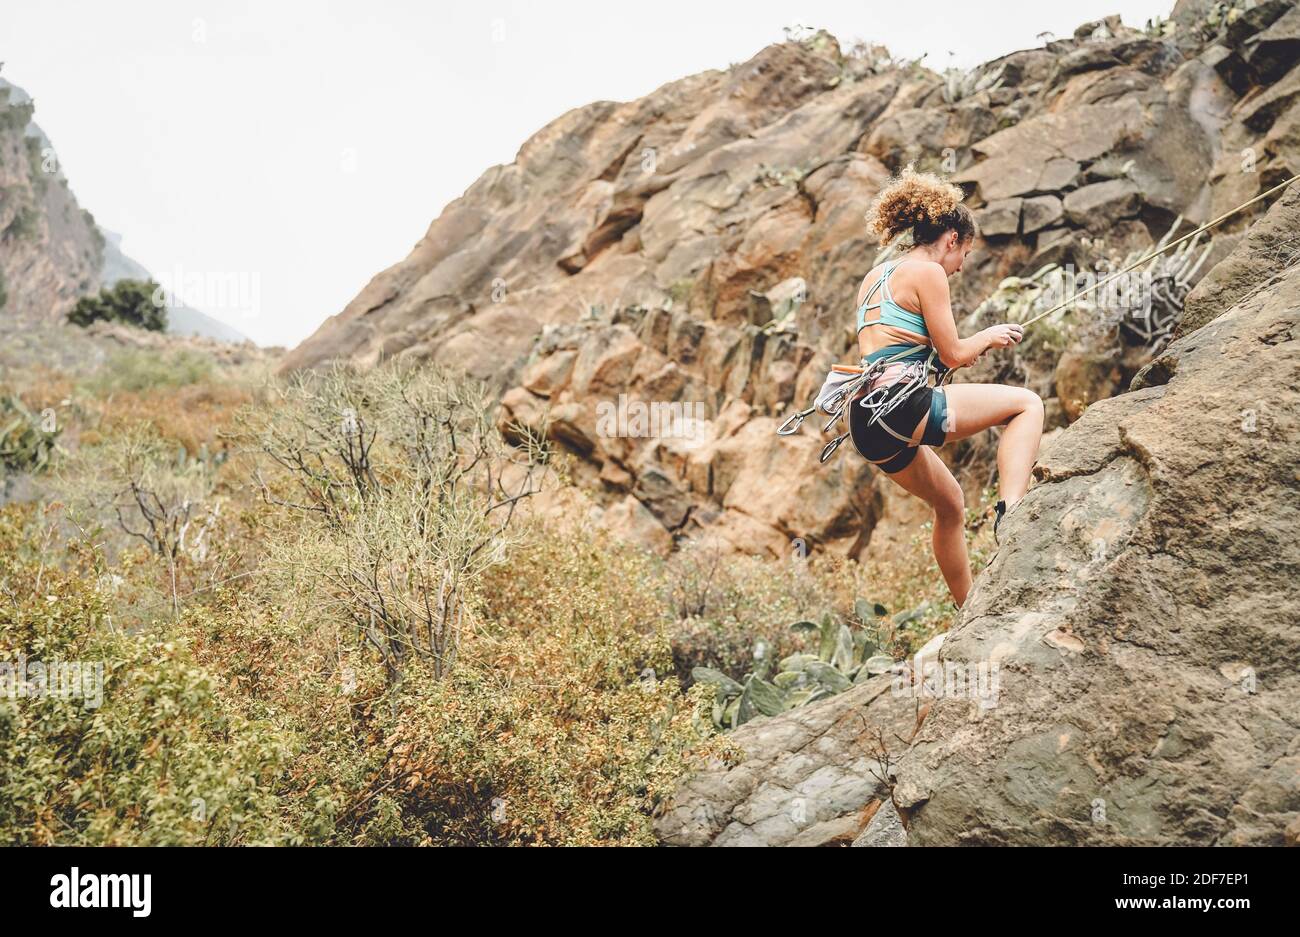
top-left (654, 186), bottom-right (1299, 846)
top-left (654, 675), bottom-right (924, 846)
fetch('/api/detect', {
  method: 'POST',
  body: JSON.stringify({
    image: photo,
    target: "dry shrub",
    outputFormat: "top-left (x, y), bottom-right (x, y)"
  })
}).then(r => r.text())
top-left (178, 521), bottom-right (718, 845)
top-left (5, 341), bottom-right (996, 845)
top-left (661, 519), bottom-right (977, 681)
top-left (239, 362), bottom-right (547, 682)
top-left (0, 505), bottom-right (291, 845)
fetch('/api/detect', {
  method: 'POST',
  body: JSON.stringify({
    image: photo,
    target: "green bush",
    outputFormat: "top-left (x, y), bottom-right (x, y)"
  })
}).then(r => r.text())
top-left (2, 205), bottom-right (39, 243)
top-left (83, 348), bottom-right (213, 394)
top-left (0, 99), bottom-right (34, 133)
top-left (2, 351), bottom-right (974, 845)
top-left (25, 138), bottom-right (48, 193)
top-left (68, 279), bottom-right (167, 332)
top-left (0, 506), bottom-right (291, 845)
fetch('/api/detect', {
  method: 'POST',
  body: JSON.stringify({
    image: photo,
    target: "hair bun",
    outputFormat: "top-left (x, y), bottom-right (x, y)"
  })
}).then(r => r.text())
top-left (866, 165), bottom-right (968, 245)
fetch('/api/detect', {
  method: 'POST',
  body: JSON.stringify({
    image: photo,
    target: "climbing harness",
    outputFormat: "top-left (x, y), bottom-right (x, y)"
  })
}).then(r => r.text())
top-left (777, 173), bottom-right (1300, 463)
top-left (778, 346), bottom-right (954, 463)
top-left (778, 261), bottom-right (954, 463)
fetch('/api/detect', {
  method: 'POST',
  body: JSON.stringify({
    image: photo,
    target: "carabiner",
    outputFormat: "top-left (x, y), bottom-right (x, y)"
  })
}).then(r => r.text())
top-left (777, 406), bottom-right (814, 436)
top-left (819, 433), bottom-right (848, 463)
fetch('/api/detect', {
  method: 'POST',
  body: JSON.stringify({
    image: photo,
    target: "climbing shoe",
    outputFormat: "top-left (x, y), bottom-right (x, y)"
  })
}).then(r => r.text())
top-left (993, 500), bottom-right (1007, 543)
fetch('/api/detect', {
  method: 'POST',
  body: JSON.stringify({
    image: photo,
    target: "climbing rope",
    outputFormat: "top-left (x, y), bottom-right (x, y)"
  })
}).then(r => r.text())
top-left (1021, 172), bottom-right (1300, 329)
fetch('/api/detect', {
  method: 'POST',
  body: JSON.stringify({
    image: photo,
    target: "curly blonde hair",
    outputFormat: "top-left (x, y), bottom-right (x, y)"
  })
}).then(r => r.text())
top-left (866, 165), bottom-right (977, 246)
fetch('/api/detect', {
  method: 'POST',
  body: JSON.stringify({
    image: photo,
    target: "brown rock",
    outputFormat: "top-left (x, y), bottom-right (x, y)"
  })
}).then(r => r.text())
top-left (1021, 195), bottom-right (1064, 233)
top-left (953, 101), bottom-right (1143, 200)
top-left (976, 198), bottom-right (1022, 237)
top-left (893, 190), bottom-right (1300, 845)
top-left (1177, 184), bottom-right (1300, 339)
top-left (0, 79), bottom-right (104, 324)
top-left (655, 676), bottom-right (920, 846)
top-left (521, 350), bottom-right (577, 398)
top-left (275, 15), bottom-right (1295, 564)
top-left (1063, 179), bottom-right (1142, 233)
top-left (601, 494), bottom-right (673, 555)
top-left (1242, 3), bottom-right (1300, 82)
top-left (570, 326), bottom-right (643, 397)
top-left (1057, 348), bottom-right (1148, 423)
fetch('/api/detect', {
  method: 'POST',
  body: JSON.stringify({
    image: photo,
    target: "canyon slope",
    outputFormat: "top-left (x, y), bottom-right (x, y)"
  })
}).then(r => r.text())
top-left (283, 0), bottom-right (1300, 558)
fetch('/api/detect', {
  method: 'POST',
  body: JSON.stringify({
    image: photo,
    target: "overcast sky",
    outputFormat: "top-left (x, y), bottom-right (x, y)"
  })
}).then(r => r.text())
top-left (1, 0), bottom-right (1174, 347)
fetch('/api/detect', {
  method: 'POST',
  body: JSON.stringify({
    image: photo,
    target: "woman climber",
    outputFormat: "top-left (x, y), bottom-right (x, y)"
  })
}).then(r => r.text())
top-left (847, 167), bottom-right (1042, 607)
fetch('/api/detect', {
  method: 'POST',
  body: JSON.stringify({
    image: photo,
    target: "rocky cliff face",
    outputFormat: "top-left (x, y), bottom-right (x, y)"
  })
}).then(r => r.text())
top-left (0, 76), bottom-right (104, 325)
top-left (654, 183), bottom-right (1299, 846)
top-left (284, 2), bottom-right (1299, 557)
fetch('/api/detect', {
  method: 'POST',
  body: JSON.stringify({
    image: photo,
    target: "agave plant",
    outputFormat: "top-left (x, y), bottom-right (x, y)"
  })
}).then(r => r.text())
top-left (0, 394), bottom-right (60, 476)
top-left (694, 599), bottom-right (931, 731)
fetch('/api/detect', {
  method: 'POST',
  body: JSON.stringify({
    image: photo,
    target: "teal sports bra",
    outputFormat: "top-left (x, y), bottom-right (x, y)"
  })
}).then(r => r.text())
top-left (855, 260), bottom-right (929, 338)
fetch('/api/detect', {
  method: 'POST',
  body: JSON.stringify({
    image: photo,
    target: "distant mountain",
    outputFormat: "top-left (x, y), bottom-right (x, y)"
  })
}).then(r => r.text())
top-left (99, 229), bottom-right (252, 344)
top-left (0, 73), bottom-right (251, 344)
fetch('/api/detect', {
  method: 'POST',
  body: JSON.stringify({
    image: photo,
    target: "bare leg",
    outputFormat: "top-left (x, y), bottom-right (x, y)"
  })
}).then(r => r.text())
top-left (940, 384), bottom-right (1043, 505)
top-left (886, 447), bottom-right (972, 606)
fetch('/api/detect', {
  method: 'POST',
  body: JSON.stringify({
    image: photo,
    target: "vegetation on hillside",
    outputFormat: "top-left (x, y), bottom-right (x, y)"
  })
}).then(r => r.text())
top-left (67, 279), bottom-right (167, 332)
top-left (0, 344), bottom-right (974, 844)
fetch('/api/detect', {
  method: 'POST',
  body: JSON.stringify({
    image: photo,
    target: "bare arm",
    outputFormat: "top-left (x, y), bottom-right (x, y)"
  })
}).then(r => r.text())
top-left (915, 263), bottom-right (1022, 369)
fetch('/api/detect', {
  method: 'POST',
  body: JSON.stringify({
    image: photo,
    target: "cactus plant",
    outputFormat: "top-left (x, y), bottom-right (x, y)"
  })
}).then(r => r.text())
top-left (696, 600), bottom-right (930, 731)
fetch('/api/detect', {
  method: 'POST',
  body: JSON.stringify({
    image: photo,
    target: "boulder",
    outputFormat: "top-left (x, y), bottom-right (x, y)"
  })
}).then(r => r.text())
top-left (654, 675), bottom-right (923, 846)
top-left (521, 349), bottom-right (577, 398)
top-left (952, 101), bottom-right (1144, 201)
top-left (851, 798), bottom-right (908, 847)
top-left (863, 103), bottom-right (997, 172)
top-left (1241, 2), bottom-right (1300, 83)
top-left (600, 495), bottom-right (673, 555)
top-left (1054, 350), bottom-right (1125, 422)
top-left (976, 198), bottom-right (1022, 237)
top-left (892, 192), bottom-right (1300, 845)
top-left (1021, 195), bottom-right (1064, 234)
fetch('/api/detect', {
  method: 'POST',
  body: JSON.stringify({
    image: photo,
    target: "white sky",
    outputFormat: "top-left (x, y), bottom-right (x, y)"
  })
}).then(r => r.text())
top-left (0, 0), bottom-right (1174, 347)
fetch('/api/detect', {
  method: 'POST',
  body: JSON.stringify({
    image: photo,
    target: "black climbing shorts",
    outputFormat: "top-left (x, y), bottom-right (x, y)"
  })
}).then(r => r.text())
top-left (848, 382), bottom-right (950, 474)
